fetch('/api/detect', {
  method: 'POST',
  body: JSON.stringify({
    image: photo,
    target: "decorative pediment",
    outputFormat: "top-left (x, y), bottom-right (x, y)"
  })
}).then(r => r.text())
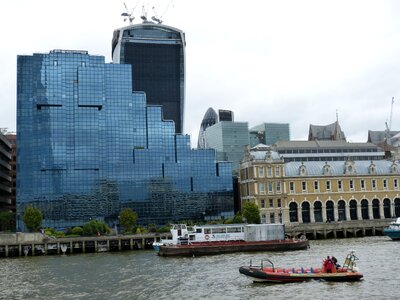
top-left (368, 162), bottom-right (376, 175)
top-left (323, 162), bottom-right (332, 176)
top-left (344, 160), bottom-right (356, 175)
top-left (391, 162), bottom-right (398, 174)
top-left (299, 163), bottom-right (307, 176)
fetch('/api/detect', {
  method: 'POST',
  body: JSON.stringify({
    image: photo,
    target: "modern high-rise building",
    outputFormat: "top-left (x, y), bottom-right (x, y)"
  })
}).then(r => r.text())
top-left (249, 123), bottom-right (290, 147)
top-left (0, 131), bottom-right (12, 212)
top-left (16, 50), bottom-right (233, 230)
top-left (112, 22), bottom-right (186, 133)
top-left (205, 122), bottom-right (250, 172)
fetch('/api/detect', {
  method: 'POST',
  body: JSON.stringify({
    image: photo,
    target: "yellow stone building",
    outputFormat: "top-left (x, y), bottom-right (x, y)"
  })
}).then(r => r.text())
top-left (239, 146), bottom-right (400, 225)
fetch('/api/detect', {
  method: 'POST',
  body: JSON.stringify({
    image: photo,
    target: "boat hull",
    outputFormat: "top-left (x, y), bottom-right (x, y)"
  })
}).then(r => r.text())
top-left (158, 239), bottom-right (309, 257)
top-left (383, 229), bottom-right (400, 240)
top-left (239, 266), bottom-right (363, 283)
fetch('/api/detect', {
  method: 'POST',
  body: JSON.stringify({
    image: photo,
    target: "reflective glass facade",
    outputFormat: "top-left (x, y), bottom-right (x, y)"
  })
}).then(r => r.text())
top-left (112, 23), bottom-right (185, 134)
top-left (16, 50), bottom-right (233, 230)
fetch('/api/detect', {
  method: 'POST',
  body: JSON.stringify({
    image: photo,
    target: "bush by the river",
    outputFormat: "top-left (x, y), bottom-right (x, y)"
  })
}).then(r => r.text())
top-left (82, 220), bottom-right (110, 236)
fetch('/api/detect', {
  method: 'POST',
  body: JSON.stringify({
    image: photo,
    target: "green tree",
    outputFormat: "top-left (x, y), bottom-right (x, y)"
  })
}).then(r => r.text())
top-left (119, 208), bottom-right (138, 234)
top-left (82, 220), bottom-right (110, 236)
top-left (0, 211), bottom-right (15, 231)
top-left (22, 206), bottom-right (43, 232)
top-left (241, 202), bottom-right (261, 224)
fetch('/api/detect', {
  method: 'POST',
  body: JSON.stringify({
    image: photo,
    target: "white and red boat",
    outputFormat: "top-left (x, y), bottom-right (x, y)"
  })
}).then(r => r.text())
top-left (239, 251), bottom-right (363, 283)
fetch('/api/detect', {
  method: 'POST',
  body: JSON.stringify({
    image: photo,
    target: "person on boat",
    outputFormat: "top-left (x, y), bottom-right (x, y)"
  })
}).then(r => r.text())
top-left (331, 256), bottom-right (340, 269)
top-left (323, 256), bottom-right (333, 273)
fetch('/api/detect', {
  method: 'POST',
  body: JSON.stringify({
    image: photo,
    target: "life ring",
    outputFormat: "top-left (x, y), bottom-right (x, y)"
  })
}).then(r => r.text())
top-left (205, 234), bottom-right (210, 240)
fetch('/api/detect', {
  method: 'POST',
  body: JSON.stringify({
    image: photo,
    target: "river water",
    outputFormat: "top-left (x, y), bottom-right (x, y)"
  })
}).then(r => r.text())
top-left (0, 236), bottom-right (397, 300)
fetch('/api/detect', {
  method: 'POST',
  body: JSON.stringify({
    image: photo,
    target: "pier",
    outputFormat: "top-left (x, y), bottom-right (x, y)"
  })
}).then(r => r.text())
top-left (285, 219), bottom-right (392, 240)
top-left (0, 233), bottom-right (170, 258)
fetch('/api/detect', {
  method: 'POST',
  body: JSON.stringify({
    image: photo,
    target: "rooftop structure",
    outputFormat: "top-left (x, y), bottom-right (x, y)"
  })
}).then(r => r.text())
top-left (249, 123), bottom-right (290, 146)
top-left (308, 121), bottom-right (346, 141)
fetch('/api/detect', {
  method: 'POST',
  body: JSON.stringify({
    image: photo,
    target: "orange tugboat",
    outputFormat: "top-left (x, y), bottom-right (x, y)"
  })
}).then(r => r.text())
top-left (239, 251), bottom-right (363, 283)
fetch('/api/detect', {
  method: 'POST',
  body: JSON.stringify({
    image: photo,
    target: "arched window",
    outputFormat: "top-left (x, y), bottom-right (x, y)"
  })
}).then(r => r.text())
top-left (299, 163), bottom-right (307, 176)
top-left (289, 202), bottom-right (298, 222)
top-left (372, 199), bottom-right (380, 219)
top-left (383, 198), bottom-right (391, 218)
top-left (391, 163), bottom-right (398, 174)
top-left (314, 201), bottom-right (322, 222)
top-left (395, 198), bottom-right (400, 218)
top-left (338, 200), bottom-right (346, 221)
top-left (361, 199), bottom-right (369, 220)
top-left (349, 199), bottom-right (358, 220)
top-left (369, 163), bottom-right (376, 174)
top-left (302, 202), bottom-right (311, 223)
top-left (326, 201), bottom-right (334, 222)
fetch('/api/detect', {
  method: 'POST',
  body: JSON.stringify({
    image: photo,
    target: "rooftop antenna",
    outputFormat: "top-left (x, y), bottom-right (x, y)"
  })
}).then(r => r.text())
top-left (121, 2), bottom-right (137, 24)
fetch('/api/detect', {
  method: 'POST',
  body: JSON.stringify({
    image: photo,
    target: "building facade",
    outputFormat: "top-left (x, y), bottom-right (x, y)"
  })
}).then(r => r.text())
top-left (17, 50), bottom-right (233, 230)
top-left (205, 121), bottom-right (250, 172)
top-left (239, 146), bottom-right (400, 225)
top-left (112, 22), bottom-right (186, 134)
top-left (0, 132), bottom-right (12, 212)
top-left (249, 123), bottom-right (290, 147)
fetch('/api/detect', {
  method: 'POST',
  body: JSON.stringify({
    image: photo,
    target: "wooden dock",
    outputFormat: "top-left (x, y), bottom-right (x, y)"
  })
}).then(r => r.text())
top-left (285, 219), bottom-right (392, 240)
top-left (0, 233), bottom-right (170, 258)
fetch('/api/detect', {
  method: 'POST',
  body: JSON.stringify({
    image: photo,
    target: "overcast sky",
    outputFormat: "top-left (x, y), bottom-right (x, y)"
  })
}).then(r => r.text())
top-left (1, 0), bottom-right (400, 145)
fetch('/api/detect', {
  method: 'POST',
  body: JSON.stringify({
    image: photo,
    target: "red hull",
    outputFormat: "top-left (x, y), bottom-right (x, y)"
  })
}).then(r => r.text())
top-left (158, 239), bottom-right (309, 257)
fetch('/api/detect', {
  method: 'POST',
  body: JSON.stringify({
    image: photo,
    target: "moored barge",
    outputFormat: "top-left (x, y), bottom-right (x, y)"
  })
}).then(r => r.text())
top-left (155, 223), bottom-right (309, 257)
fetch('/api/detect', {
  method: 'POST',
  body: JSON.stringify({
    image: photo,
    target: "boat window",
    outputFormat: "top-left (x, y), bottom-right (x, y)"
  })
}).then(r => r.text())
top-left (204, 228), bottom-right (211, 234)
top-left (196, 228), bottom-right (202, 233)
top-left (212, 227), bottom-right (226, 234)
top-left (227, 227), bottom-right (242, 233)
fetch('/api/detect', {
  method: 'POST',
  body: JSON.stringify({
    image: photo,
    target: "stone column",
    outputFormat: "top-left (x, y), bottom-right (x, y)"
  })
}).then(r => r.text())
top-left (310, 206), bottom-right (315, 223)
top-left (357, 204), bottom-right (362, 220)
top-left (345, 204), bottom-right (351, 221)
top-left (379, 202), bottom-right (385, 219)
top-left (333, 203), bottom-right (338, 222)
top-left (368, 202), bottom-right (373, 220)
top-left (322, 205), bottom-right (327, 223)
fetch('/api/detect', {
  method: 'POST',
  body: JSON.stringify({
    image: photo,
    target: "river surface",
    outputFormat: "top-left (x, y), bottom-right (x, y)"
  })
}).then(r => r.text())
top-left (0, 236), bottom-right (398, 300)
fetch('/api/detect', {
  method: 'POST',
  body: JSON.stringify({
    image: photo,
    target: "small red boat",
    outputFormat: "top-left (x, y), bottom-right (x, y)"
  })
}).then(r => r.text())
top-left (239, 251), bottom-right (363, 283)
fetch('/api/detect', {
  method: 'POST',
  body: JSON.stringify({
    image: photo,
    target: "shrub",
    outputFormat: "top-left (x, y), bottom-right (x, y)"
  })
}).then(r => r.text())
top-left (22, 206), bottom-right (43, 232)
top-left (70, 227), bottom-right (83, 236)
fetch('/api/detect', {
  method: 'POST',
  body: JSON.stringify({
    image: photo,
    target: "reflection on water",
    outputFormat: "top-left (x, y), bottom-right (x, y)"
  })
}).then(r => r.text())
top-left (0, 236), bottom-right (398, 300)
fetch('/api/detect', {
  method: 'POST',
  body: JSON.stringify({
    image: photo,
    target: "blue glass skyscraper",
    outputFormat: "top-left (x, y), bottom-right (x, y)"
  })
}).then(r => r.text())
top-left (16, 50), bottom-right (233, 229)
top-left (112, 22), bottom-right (185, 134)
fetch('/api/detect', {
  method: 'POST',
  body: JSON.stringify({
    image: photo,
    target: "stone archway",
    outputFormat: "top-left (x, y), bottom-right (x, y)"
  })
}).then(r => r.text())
top-left (338, 200), bottom-right (346, 221)
top-left (383, 198), bottom-right (391, 218)
top-left (289, 202), bottom-right (298, 222)
top-left (372, 199), bottom-right (380, 219)
top-left (302, 202), bottom-right (311, 223)
top-left (349, 199), bottom-right (358, 220)
top-left (314, 201), bottom-right (322, 222)
top-left (361, 199), bottom-right (369, 220)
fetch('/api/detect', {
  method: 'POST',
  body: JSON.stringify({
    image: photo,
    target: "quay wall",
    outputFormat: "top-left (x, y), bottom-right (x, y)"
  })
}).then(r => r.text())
top-left (285, 219), bottom-right (392, 240)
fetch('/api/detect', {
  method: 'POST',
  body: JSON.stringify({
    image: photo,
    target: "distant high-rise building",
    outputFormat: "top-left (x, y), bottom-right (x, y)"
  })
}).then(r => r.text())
top-left (218, 110), bottom-right (234, 122)
top-left (205, 122), bottom-right (249, 172)
top-left (17, 50), bottom-right (233, 229)
top-left (197, 108), bottom-right (234, 149)
top-left (112, 22), bottom-right (186, 133)
top-left (0, 131), bottom-right (12, 212)
top-left (249, 123), bottom-right (290, 146)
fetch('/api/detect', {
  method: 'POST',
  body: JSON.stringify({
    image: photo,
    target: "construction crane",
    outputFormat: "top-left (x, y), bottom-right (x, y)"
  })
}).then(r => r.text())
top-left (121, 2), bottom-right (136, 24)
top-left (384, 97), bottom-right (395, 149)
top-left (151, 6), bottom-right (163, 24)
